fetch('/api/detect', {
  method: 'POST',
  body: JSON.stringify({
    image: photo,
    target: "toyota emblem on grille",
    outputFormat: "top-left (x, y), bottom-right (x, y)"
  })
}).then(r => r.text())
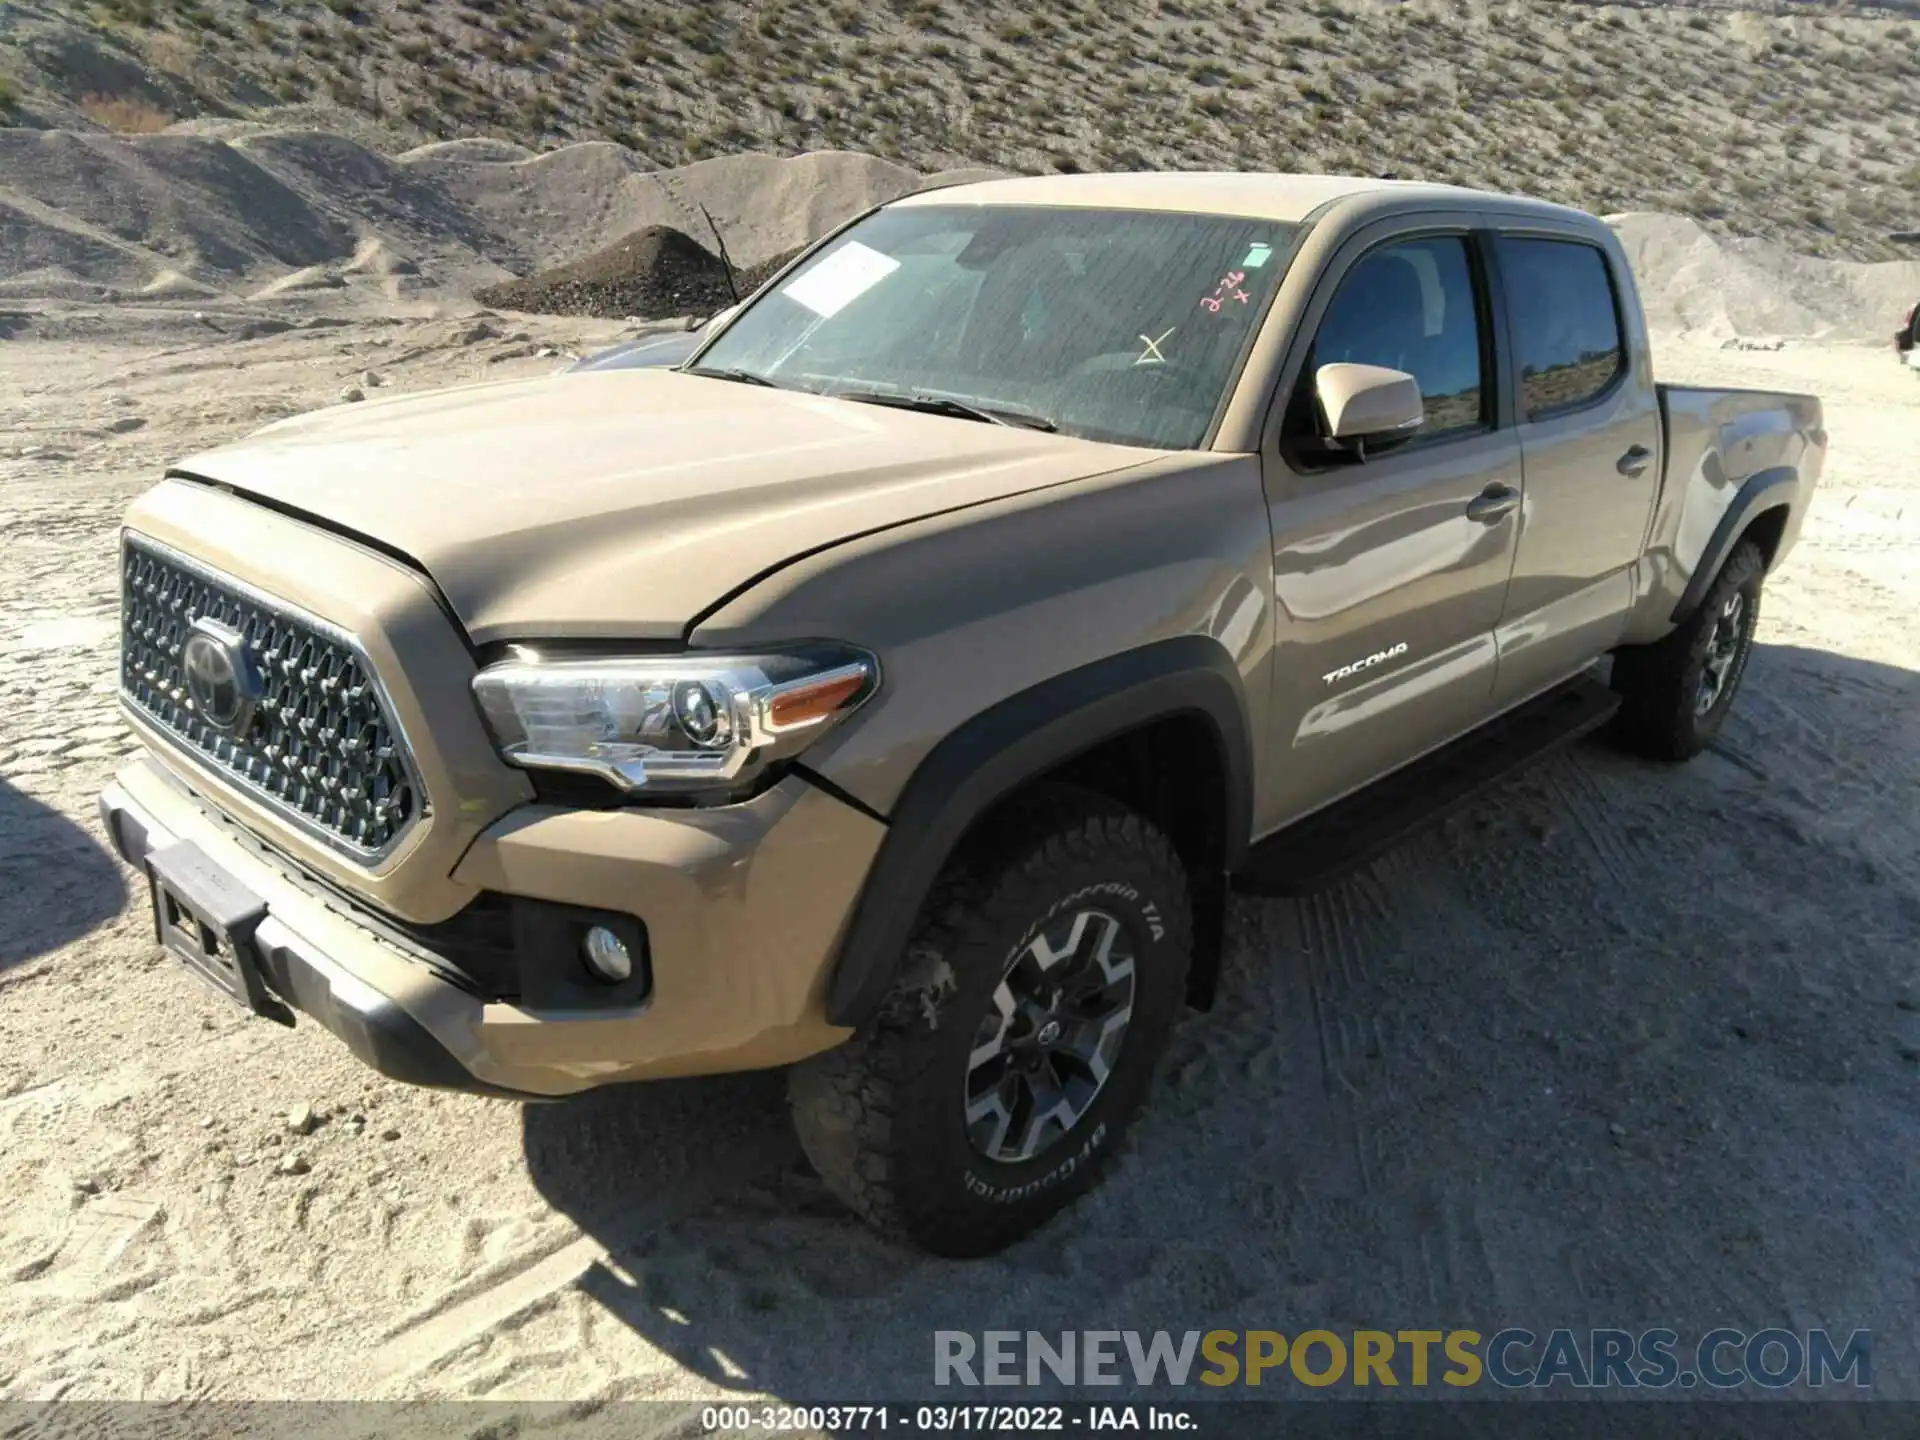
top-left (181, 617), bottom-right (261, 736)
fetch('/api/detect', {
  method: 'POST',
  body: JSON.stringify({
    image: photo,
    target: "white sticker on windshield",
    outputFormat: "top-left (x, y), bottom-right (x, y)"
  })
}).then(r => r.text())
top-left (781, 240), bottom-right (901, 317)
top-left (1242, 242), bottom-right (1274, 269)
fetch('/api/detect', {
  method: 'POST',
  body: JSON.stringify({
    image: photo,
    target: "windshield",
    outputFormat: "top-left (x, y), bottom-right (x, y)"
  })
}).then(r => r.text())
top-left (688, 204), bottom-right (1298, 451)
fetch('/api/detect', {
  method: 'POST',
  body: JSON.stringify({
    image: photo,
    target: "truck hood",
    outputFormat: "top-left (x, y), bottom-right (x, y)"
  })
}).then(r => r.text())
top-left (172, 369), bottom-right (1159, 644)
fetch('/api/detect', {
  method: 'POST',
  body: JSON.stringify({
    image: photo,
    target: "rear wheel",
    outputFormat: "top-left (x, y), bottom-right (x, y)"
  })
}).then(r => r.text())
top-left (788, 785), bottom-right (1192, 1257)
top-left (1610, 540), bottom-right (1766, 761)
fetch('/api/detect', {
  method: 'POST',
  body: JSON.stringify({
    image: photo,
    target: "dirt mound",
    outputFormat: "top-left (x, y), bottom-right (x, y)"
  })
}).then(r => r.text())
top-left (738, 247), bottom-right (805, 293)
top-left (0, 128), bottom-right (976, 306)
top-left (410, 145), bottom-right (943, 278)
top-left (1610, 211), bottom-right (1920, 342)
top-left (474, 225), bottom-right (737, 319)
top-left (11, 117), bottom-right (1912, 343)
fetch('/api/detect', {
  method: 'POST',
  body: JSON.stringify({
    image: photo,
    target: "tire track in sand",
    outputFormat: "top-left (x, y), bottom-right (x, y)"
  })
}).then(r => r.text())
top-left (1247, 857), bottom-right (1411, 1204)
top-left (368, 1232), bottom-right (612, 1389)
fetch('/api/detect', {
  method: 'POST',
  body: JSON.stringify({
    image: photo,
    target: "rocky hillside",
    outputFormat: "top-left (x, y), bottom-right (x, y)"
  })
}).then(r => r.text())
top-left (1, 0), bottom-right (1917, 261)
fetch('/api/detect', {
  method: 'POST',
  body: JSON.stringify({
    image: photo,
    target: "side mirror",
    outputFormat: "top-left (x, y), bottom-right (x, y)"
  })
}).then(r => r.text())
top-left (1314, 363), bottom-right (1424, 458)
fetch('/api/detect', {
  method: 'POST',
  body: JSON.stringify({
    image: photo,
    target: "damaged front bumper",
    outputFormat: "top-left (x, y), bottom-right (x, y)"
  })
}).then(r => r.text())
top-left (97, 753), bottom-right (886, 1098)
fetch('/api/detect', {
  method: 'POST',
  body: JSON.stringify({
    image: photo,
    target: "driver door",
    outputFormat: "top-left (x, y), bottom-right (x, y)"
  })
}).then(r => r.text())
top-left (1257, 218), bottom-right (1523, 832)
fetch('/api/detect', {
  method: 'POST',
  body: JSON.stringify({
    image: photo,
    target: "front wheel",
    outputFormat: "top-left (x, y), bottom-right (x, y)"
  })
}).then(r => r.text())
top-left (788, 785), bottom-right (1192, 1257)
top-left (1610, 540), bottom-right (1766, 761)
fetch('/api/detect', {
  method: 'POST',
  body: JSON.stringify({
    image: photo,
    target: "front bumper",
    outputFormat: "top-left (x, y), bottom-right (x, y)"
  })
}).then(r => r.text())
top-left (100, 755), bottom-right (885, 1097)
top-left (103, 781), bottom-right (531, 1097)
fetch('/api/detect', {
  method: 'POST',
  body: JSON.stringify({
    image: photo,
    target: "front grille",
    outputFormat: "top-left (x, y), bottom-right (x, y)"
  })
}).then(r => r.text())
top-left (120, 534), bottom-right (425, 859)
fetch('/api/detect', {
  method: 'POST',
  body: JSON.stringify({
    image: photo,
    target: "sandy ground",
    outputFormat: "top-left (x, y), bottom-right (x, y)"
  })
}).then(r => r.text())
top-left (1, 307), bottom-right (1917, 1419)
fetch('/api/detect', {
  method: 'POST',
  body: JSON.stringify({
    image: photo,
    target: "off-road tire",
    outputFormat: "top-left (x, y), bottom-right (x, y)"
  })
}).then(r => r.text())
top-left (1610, 539), bottom-right (1766, 761)
top-left (788, 784), bottom-right (1192, 1257)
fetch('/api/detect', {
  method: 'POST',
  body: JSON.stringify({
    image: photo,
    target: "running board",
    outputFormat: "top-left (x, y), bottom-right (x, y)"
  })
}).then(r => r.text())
top-left (1232, 676), bottom-right (1621, 898)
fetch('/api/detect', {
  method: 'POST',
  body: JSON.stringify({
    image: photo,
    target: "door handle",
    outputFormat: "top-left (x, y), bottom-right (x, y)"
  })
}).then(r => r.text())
top-left (1617, 444), bottom-right (1653, 478)
top-left (1465, 484), bottom-right (1521, 524)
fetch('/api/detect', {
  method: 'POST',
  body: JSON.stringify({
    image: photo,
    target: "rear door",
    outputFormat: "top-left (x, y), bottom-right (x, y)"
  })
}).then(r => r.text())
top-left (1257, 215), bottom-right (1523, 831)
top-left (1486, 229), bottom-right (1662, 706)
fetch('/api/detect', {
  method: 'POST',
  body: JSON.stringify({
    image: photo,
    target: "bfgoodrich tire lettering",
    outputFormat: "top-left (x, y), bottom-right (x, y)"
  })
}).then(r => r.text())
top-left (788, 784), bottom-right (1192, 1257)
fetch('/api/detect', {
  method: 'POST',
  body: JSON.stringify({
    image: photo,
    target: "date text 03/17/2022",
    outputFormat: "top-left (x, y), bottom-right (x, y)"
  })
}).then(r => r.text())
top-left (700, 1404), bottom-right (1190, 1432)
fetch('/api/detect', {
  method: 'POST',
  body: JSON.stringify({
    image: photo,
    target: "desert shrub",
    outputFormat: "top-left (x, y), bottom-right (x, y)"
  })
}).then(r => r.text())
top-left (1688, 186), bottom-right (1726, 220)
top-left (78, 92), bottom-right (172, 133)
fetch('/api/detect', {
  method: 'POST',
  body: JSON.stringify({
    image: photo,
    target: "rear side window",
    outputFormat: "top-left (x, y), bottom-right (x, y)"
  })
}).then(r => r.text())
top-left (1497, 237), bottom-right (1626, 418)
top-left (1302, 236), bottom-right (1488, 440)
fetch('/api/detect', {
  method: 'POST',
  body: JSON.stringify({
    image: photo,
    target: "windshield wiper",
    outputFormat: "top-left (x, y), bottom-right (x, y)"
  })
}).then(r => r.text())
top-left (685, 365), bottom-right (779, 388)
top-left (829, 389), bottom-right (1057, 433)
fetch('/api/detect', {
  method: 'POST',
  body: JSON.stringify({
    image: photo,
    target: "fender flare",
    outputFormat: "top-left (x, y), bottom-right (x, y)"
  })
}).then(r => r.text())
top-left (823, 635), bottom-right (1255, 1028)
top-left (1670, 465), bottom-right (1799, 624)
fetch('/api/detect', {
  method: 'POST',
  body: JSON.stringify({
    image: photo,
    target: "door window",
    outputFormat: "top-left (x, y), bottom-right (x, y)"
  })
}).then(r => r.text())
top-left (1497, 238), bottom-right (1626, 419)
top-left (1296, 236), bottom-right (1489, 442)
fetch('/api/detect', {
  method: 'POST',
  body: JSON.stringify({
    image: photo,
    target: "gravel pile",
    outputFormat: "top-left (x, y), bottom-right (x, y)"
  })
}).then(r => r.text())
top-left (474, 225), bottom-right (736, 319)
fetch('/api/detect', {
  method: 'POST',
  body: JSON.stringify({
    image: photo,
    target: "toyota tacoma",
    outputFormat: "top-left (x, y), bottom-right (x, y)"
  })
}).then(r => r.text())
top-left (100, 173), bottom-right (1825, 1256)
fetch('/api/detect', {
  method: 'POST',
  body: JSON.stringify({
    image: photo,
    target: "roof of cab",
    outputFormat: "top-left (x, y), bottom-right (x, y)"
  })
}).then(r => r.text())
top-left (891, 171), bottom-right (1563, 225)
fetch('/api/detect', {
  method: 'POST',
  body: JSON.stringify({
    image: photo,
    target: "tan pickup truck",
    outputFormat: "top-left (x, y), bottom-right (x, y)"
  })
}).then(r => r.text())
top-left (100, 173), bottom-right (1825, 1256)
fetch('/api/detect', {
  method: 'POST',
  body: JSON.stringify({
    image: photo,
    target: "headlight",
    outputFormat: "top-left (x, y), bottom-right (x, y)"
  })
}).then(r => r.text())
top-left (472, 643), bottom-right (879, 797)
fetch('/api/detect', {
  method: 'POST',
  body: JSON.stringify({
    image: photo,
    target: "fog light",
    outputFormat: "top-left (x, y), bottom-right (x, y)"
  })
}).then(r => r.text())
top-left (581, 926), bottom-right (634, 984)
